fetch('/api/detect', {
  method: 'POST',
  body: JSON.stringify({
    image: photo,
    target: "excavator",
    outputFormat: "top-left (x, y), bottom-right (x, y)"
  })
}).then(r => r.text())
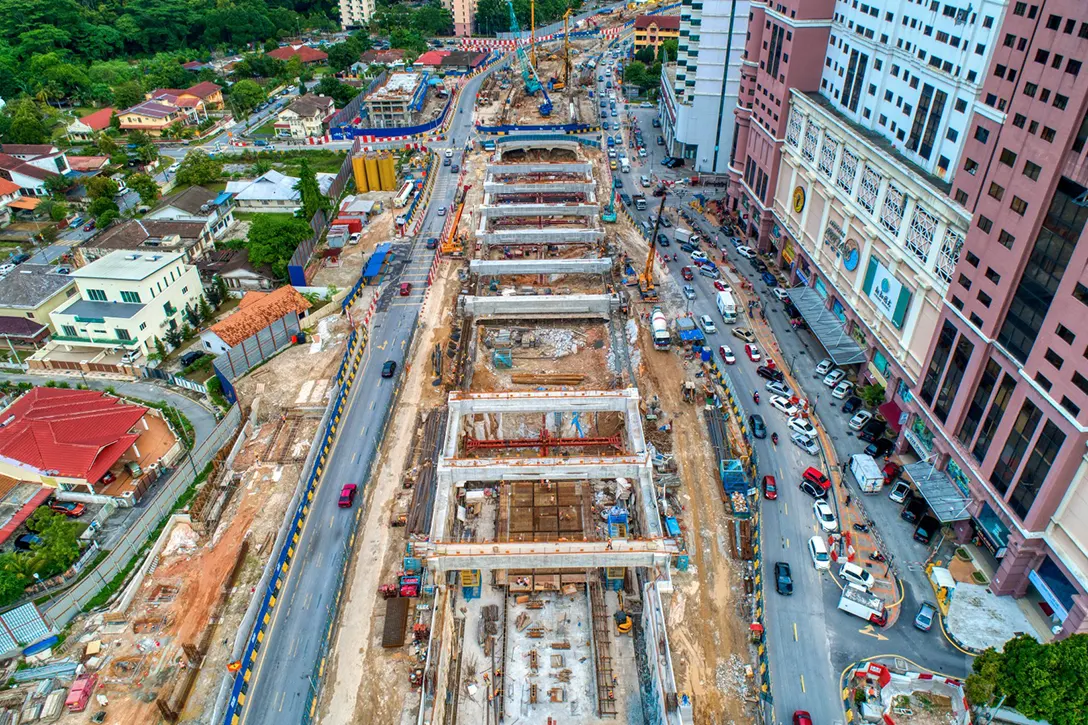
top-left (637, 195), bottom-right (668, 301)
top-left (601, 187), bottom-right (617, 223)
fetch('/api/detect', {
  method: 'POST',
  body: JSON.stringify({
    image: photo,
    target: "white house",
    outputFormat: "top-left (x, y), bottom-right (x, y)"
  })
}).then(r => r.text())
top-left (0, 144), bottom-right (71, 197)
top-left (273, 95), bottom-right (335, 139)
top-left (225, 170), bottom-right (336, 213)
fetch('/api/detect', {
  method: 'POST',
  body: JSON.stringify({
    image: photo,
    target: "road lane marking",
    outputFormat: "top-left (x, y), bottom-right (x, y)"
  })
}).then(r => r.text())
top-left (277, 691), bottom-right (286, 712)
top-left (800, 675), bottom-right (805, 693)
top-left (352, 452), bottom-right (358, 463)
top-left (858, 624), bottom-right (889, 641)
top-left (785, 538), bottom-right (789, 549)
top-left (783, 502), bottom-right (787, 516)
top-left (793, 622), bottom-right (798, 641)
top-left (303, 592), bottom-right (312, 610)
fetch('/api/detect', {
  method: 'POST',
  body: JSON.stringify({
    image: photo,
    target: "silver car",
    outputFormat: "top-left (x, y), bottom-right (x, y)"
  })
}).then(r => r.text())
top-left (766, 381), bottom-right (792, 397)
top-left (792, 431), bottom-right (820, 455)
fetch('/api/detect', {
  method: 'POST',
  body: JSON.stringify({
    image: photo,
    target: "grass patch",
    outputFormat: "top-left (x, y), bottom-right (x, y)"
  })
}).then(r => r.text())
top-left (971, 570), bottom-right (989, 585)
top-left (253, 120), bottom-right (277, 136)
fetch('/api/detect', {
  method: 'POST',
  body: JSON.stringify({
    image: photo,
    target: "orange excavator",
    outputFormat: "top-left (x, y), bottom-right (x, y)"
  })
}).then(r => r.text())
top-left (441, 184), bottom-right (471, 256)
top-left (637, 195), bottom-right (668, 301)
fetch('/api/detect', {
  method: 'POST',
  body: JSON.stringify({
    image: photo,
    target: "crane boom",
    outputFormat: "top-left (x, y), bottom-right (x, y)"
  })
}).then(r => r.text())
top-left (638, 195), bottom-right (668, 300)
top-left (505, 0), bottom-right (552, 115)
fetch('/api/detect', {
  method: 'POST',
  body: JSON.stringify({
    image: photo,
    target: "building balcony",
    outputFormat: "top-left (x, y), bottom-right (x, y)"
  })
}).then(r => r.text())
top-left (52, 334), bottom-right (138, 347)
top-left (1063, 152), bottom-right (1088, 189)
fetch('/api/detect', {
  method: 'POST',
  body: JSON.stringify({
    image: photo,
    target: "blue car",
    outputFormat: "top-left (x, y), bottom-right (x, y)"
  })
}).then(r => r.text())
top-left (761, 271), bottom-right (777, 286)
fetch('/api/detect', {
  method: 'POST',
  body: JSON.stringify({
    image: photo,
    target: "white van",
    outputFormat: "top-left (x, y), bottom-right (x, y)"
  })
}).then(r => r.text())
top-left (808, 536), bottom-right (830, 570)
top-left (838, 562), bottom-right (876, 591)
top-left (640, 175), bottom-right (650, 187)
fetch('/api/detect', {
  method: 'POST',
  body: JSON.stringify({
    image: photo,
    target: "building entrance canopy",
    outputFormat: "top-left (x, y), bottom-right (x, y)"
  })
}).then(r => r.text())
top-left (785, 287), bottom-right (868, 365)
top-left (904, 461), bottom-right (972, 523)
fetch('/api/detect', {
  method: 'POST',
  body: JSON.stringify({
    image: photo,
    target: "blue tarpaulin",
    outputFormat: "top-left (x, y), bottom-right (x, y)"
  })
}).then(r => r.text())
top-left (213, 191), bottom-right (232, 206)
top-left (677, 329), bottom-right (705, 342)
top-left (362, 243), bottom-right (392, 280)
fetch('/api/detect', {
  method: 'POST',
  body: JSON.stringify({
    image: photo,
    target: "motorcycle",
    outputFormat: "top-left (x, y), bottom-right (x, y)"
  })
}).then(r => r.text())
top-left (852, 522), bottom-right (871, 534)
top-left (752, 391), bottom-right (760, 404)
top-left (771, 432), bottom-right (778, 445)
top-left (868, 551), bottom-right (887, 563)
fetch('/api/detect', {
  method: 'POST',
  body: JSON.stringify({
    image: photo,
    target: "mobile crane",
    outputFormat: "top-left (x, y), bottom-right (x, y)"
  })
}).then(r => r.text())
top-left (637, 195), bottom-right (668, 301)
top-left (506, 0), bottom-right (553, 116)
top-left (601, 187), bottom-right (617, 223)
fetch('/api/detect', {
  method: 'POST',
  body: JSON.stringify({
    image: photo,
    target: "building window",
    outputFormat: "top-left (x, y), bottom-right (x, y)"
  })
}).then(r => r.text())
top-left (1036, 49), bottom-right (1050, 64)
top-left (935, 335), bottom-right (975, 422)
top-left (954, 189), bottom-right (969, 205)
top-left (1055, 94), bottom-right (1069, 110)
top-left (965, 158), bottom-right (979, 175)
top-left (1069, 59), bottom-right (1082, 77)
top-left (977, 215), bottom-right (993, 233)
top-left (997, 230), bottom-right (1016, 249)
top-left (946, 127), bottom-right (958, 142)
top-left (1056, 324), bottom-right (1076, 345)
top-left (1022, 160), bottom-right (1042, 181)
top-left (978, 291), bottom-right (992, 307)
top-left (1012, 113), bottom-right (1026, 128)
top-left (1009, 420), bottom-right (1065, 520)
top-left (921, 320), bottom-right (957, 405)
top-left (1046, 13), bottom-right (1062, 30)
top-left (999, 148), bottom-right (1017, 167)
top-left (1075, 371), bottom-right (1088, 396)
top-left (984, 268), bottom-right (1001, 284)
top-left (958, 359), bottom-right (1001, 446)
top-left (62, 325), bottom-right (77, 337)
top-left (988, 182), bottom-right (1005, 201)
top-left (1044, 348), bottom-right (1064, 369)
top-left (115, 329), bottom-right (133, 341)
top-left (87, 289), bottom-right (107, 302)
top-left (1024, 82), bottom-right (1038, 97)
top-left (120, 291), bottom-right (141, 303)
top-left (1077, 283), bottom-right (1088, 307)
top-left (1041, 126), bottom-right (1057, 142)
top-left (1010, 196), bottom-right (1028, 215)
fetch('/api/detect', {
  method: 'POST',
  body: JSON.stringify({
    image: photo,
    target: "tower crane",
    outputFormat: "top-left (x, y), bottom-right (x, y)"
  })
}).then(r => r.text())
top-left (638, 195), bottom-right (668, 300)
top-left (506, 0), bottom-right (552, 116)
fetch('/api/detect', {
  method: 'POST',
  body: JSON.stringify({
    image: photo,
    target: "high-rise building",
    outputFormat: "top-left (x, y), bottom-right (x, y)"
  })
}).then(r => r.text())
top-left (727, 0), bottom-right (835, 245)
top-left (909, 0), bottom-right (1088, 637)
top-left (445, 0), bottom-right (476, 37)
top-left (658, 0), bottom-right (750, 174)
top-left (339, 0), bottom-right (375, 29)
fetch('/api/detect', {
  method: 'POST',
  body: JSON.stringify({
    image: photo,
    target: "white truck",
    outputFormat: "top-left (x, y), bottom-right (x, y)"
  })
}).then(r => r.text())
top-left (620, 158), bottom-right (630, 173)
top-left (674, 228), bottom-right (693, 246)
top-left (850, 453), bottom-right (885, 494)
top-left (651, 307), bottom-right (671, 350)
top-left (716, 289), bottom-right (738, 323)
top-left (837, 585), bottom-right (888, 626)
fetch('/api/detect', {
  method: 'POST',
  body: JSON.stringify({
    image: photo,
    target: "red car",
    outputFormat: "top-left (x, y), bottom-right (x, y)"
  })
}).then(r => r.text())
top-left (762, 475), bottom-right (777, 500)
top-left (745, 343), bottom-right (761, 362)
top-left (793, 712), bottom-right (813, 725)
top-left (713, 280), bottom-right (727, 291)
top-left (802, 467), bottom-right (831, 491)
top-left (338, 483), bottom-right (358, 508)
top-left (49, 500), bottom-right (86, 517)
top-left (399, 282), bottom-right (412, 296)
top-left (680, 266), bottom-right (694, 281)
top-left (717, 345), bottom-right (736, 364)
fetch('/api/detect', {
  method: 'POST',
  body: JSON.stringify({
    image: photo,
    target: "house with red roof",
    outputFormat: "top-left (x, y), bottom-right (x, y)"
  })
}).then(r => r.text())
top-left (0, 177), bottom-right (22, 225)
top-left (67, 108), bottom-right (116, 142)
top-left (0, 388), bottom-right (179, 502)
top-left (199, 286), bottom-right (311, 354)
top-left (0, 145), bottom-right (71, 198)
top-left (118, 100), bottom-right (189, 137)
top-left (267, 45), bottom-right (328, 65)
top-left (147, 82), bottom-right (224, 110)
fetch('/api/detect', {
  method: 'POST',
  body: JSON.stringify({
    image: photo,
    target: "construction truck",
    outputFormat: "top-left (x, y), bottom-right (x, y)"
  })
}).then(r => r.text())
top-left (651, 308), bottom-right (670, 350)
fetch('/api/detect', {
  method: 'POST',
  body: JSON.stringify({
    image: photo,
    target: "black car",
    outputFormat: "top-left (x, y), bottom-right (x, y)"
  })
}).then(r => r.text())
top-left (756, 365), bottom-right (784, 383)
top-left (858, 418), bottom-right (888, 442)
top-left (659, 216), bottom-right (672, 227)
top-left (841, 396), bottom-right (863, 414)
top-left (381, 360), bottom-right (397, 378)
top-left (901, 497), bottom-right (928, 524)
top-left (752, 259), bottom-right (768, 273)
top-left (748, 414), bottom-right (767, 439)
top-left (774, 561), bottom-right (794, 595)
top-left (799, 479), bottom-right (828, 499)
top-left (426, 237), bottom-right (438, 249)
top-left (679, 242), bottom-right (697, 253)
top-left (620, 193), bottom-right (632, 205)
top-left (913, 515), bottom-right (940, 544)
top-left (180, 350), bottom-right (205, 367)
top-left (657, 235), bottom-right (670, 247)
top-left (866, 438), bottom-right (895, 457)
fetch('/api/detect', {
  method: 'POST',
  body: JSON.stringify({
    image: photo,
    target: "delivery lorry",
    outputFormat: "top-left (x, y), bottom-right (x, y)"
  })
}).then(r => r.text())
top-left (850, 453), bottom-right (885, 494)
top-left (716, 289), bottom-right (738, 323)
top-left (838, 584), bottom-right (888, 626)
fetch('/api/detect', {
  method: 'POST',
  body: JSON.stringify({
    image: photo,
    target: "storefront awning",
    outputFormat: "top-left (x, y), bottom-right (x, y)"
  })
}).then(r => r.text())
top-left (879, 401), bottom-right (904, 433)
top-left (785, 287), bottom-right (868, 365)
top-left (903, 461), bottom-right (972, 523)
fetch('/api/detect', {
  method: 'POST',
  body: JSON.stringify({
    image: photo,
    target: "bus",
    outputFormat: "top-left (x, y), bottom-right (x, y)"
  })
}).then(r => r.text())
top-left (716, 289), bottom-right (738, 323)
top-left (394, 180), bottom-right (416, 208)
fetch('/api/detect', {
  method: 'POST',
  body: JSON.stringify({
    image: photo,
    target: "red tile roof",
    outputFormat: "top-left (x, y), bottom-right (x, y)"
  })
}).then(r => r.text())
top-left (186, 81), bottom-right (221, 98)
top-left (0, 388), bottom-right (148, 484)
top-left (635, 14), bottom-right (680, 30)
top-left (75, 108), bottom-right (115, 131)
top-left (208, 286), bottom-right (312, 347)
top-left (415, 50), bottom-right (449, 66)
top-left (0, 178), bottom-right (19, 196)
top-left (267, 46), bottom-right (328, 64)
top-left (0, 154), bottom-right (57, 181)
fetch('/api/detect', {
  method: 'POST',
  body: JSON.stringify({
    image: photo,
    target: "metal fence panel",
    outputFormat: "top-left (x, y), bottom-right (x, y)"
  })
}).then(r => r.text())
top-left (212, 313), bottom-right (301, 384)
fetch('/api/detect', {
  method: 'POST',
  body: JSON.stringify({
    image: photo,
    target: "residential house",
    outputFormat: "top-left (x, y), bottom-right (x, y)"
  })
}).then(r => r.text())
top-left (267, 45), bottom-right (328, 65)
top-left (633, 15), bottom-right (680, 52)
top-left (0, 177), bottom-right (21, 225)
top-left (199, 286), bottom-right (311, 354)
top-left (0, 387), bottom-right (180, 501)
top-left (117, 100), bottom-right (187, 137)
top-left (414, 50), bottom-right (448, 71)
top-left (77, 219), bottom-right (208, 266)
top-left (0, 264), bottom-right (76, 344)
top-left (42, 250), bottom-right (204, 363)
top-left (197, 249), bottom-right (275, 292)
top-left (225, 169), bottom-right (336, 213)
top-left (148, 82), bottom-right (224, 110)
top-left (357, 48), bottom-right (405, 67)
top-left (67, 108), bottom-right (115, 142)
top-left (145, 185), bottom-right (235, 243)
top-left (66, 156), bottom-right (109, 174)
top-left (0, 145), bottom-right (71, 197)
top-left (273, 95), bottom-right (334, 139)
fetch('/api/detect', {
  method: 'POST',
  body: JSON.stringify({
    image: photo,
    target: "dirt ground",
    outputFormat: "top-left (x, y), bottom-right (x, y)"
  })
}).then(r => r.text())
top-left (310, 191), bottom-right (399, 291)
top-left (469, 322), bottom-right (618, 391)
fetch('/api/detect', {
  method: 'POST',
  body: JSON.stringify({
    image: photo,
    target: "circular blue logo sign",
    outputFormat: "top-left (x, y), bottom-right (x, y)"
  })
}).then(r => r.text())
top-left (842, 239), bottom-right (860, 272)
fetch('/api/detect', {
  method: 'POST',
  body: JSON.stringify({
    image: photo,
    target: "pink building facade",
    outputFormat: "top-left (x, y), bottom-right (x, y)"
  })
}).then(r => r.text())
top-left (917, 0), bottom-right (1088, 637)
top-left (727, 0), bottom-right (834, 253)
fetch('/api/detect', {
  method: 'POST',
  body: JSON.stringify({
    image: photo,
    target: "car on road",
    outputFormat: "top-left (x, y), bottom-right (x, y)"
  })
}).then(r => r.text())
top-left (793, 712), bottom-right (814, 725)
top-left (437, 206), bottom-right (447, 216)
top-left (772, 288), bottom-right (789, 301)
top-left (610, 159), bottom-right (617, 170)
top-left (83, 221), bottom-right (96, 232)
top-left (426, 237), bottom-right (438, 249)
top-left (444, 156), bottom-right (452, 166)
top-left (914, 601), bottom-right (938, 631)
top-left (832, 380), bottom-right (854, 399)
top-left (657, 234), bottom-right (670, 247)
top-left (613, 177), bottom-right (623, 188)
top-left (793, 431), bottom-right (821, 455)
top-left (756, 365), bottom-right (784, 382)
top-left (640, 174), bottom-right (650, 187)
top-left (179, 350), bottom-right (205, 367)
top-left (799, 479), bottom-right (828, 499)
top-left (640, 101), bottom-right (653, 108)
top-left (802, 467), bottom-right (831, 491)
top-left (698, 315), bottom-right (717, 334)
top-left (381, 360), bottom-right (397, 378)
top-left (451, 164), bottom-right (459, 173)
top-left (718, 345), bottom-right (736, 364)
top-left (444, 148), bottom-right (453, 158)
top-left (48, 500), bottom-right (85, 517)
top-left (659, 215), bottom-right (671, 227)
top-left (338, 483), bottom-right (357, 508)
top-left (808, 537), bottom-right (830, 571)
top-left (866, 437), bottom-right (895, 458)
top-left (787, 416), bottom-right (816, 438)
top-left (657, 135), bottom-right (665, 145)
top-left (0, 263), bottom-right (14, 276)
top-left (770, 395), bottom-right (800, 417)
top-left (732, 327), bottom-right (756, 343)
top-left (841, 395), bottom-right (863, 413)
top-left (748, 414), bottom-right (767, 439)
top-left (611, 109), bottom-right (618, 117)
top-left (744, 343), bottom-right (761, 362)
top-left (813, 500), bottom-right (838, 532)
top-left (815, 358), bottom-right (835, 376)
top-left (638, 147), bottom-right (647, 158)
top-left (736, 245), bottom-right (756, 259)
top-left (774, 561), bottom-right (793, 595)
top-left (858, 418), bottom-right (888, 442)
top-left (839, 562), bottom-right (875, 590)
top-left (608, 148), bottom-right (617, 158)
top-left (682, 284), bottom-right (696, 300)
top-left (760, 271), bottom-right (777, 286)
top-left (763, 475), bottom-right (777, 500)
top-left (713, 280), bottom-right (727, 291)
top-left (766, 380), bottom-right (792, 397)
top-left (690, 250), bottom-right (708, 263)
top-left (889, 480), bottom-right (911, 503)
top-left (849, 410), bottom-right (874, 430)
top-left (823, 368), bottom-right (846, 387)
top-left (399, 282), bottom-right (412, 296)
top-left (680, 266), bottom-right (694, 280)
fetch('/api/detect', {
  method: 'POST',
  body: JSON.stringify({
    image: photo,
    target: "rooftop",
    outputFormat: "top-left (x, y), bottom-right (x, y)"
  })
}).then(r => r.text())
top-left (0, 264), bottom-right (74, 310)
top-left (282, 94), bottom-right (335, 119)
top-left (0, 145), bottom-right (60, 159)
top-left (368, 72), bottom-right (424, 100)
top-left (0, 388), bottom-right (148, 483)
top-left (70, 108), bottom-right (115, 132)
top-left (123, 101), bottom-right (180, 119)
top-left (0, 178), bottom-right (20, 197)
top-left (156, 185), bottom-right (219, 216)
top-left (86, 219), bottom-right (204, 253)
top-left (225, 169), bottom-right (335, 202)
top-left (60, 299), bottom-right (145, 320)
top-left (0, 317), bottom-right (48, 339)
top-left (635, 14), bottom-right (680, 30)
top-left (71, 250), bottom-right (186, 281)
top-left (207, 286), bottom-right (311, 346)
top-left (267, 45), bottom-right (328, 63)
top-left (0, 154), bottom-right (57, 181)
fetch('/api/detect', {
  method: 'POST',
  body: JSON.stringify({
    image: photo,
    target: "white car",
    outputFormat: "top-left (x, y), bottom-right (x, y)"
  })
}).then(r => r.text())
top-left (889, 480), bottom-right (911, 503)
top-left (839, 562), bottom-right (875, 590)
top-left (640, 101), bottom-right (653, 108)
top-left (444, 148), bottom-right (453, 158)
top-left (437, 206), bottom-right (447, 216)
top-left (608, 148), bottom-right (617, 158)
top-left (832, 380), bottom-right (854, 399)
top-left (690, 250), bottom-right (709, 263)
top-left (698, 315), bottom-right (717, 334)
top-left (849, 410), bottom-right (873, 431)
top-left (769, 395), bottom-right (800, 417)
top-left (638, 148), bottom-right (647, 157)
top-left (787, 416), bottom-right (817, 438)
top-left (736, 245), bottom-right (756, 259)
top-left (823, 369), bottom-right (846, 387)
top-left (772, 287), bottom-right (789, 301)
top-left (719, 345), bottom-right (736, 364)
top-left (815, 358), bottom-right (835, 376)
top-left (0, 263), bottom-right (14, 276)
top-left (809, 536), bottom-right (831, 570)
top-left (813, 500), bottom-right (838, 532)
top-left (793, 432), bottom-right (820, 455)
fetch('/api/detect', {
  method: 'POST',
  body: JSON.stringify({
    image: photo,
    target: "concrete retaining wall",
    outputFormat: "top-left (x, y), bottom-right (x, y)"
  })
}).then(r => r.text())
top-left (468, 258), bottom-right (612, 275)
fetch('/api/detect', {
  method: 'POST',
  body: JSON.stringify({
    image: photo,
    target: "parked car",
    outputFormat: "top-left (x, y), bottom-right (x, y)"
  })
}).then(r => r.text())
top-left (802, 467), bottom-right (831, 491)
top-left (808, 536), bottom-right (830, 570)
top-left (772, 288), bottom-right (789, 301)
top-left (914, 601), bottom-right (938, 631)
top-left (381, 360), bottom-right (397, 378)
top-left (884, 461), bottom-right (903, 484)
top-left (774, 561), bottom-right (793, 595)
top-left (748, 414), bottom-right (767, 439)
top-left (757, 365), bottom-right (784, 382)
top-left (745, 344), bottom-right (761, 362)
top-left (179, 350), bottom-right (205, 367)
top-left (841, 396), bottom-right (863, 414)
top-left (83, 221), bottom-right (97, 232)
top-left (823, 369), bottom-right (846, 387)
top-left (399, 282), bottom-right (412, 296)
top-left (839, 562), bottom-right (876, 591)
top-left (338, 483), bottom-right (357, 508)
top-left (799, 479), bottom-right (828, 499)
top-left (713, 280), bottom-right (727, 291)
top-left (888, 480), bottom-right (911, 503)
top-left (763, 475), bottom-right (777, 500)
top-left (787, 416), bottom-right (817, 438)
top-left (760, 271), bottom-right (777, 286)
top-left (815, 358), bottom-right (835, 376)
top-left (866, 438), bottom-right (895, 457)
top-left (770, 395), bottom-right (800, 417)
top-left (766, 381), bottom-right (792, 397)
top-left (849, 410), bottom-right (873, 431)
top-left (14, 533), bottom-right (42, 551)
top-left (736, 245), bottom-right (756, 259)
top-left (48, 500), bottom-right (85, 517)
top-left (901, 497), bottom-right (928, 524)
top-left (914, 515), bottom-right (940, 544)
top-left (732, 327), bottom-right (756, 343)
top-left (813, 500), bottom-right (838, 532)
top-left (857, 418), bottom-right (888, 442)
top-left (681, 266), bottom-right (694, 280)
top-left (718, 345), bottom-right (736, 364)
top-left (793, 432), bottom-right (820, 455)
top-left (832, 380), bottom-right (854, 399)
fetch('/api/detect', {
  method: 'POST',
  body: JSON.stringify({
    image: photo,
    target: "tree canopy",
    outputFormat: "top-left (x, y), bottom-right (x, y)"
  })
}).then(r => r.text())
top-left (175, 150), bottom-right (223, 187)
top-left (246, 214), bottom-right (313, 279)
top-left (294, 159), bottom-right (329, 221)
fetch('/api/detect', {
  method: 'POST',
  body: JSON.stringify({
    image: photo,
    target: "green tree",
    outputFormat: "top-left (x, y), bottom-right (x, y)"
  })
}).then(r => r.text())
top-left (0, 558), bottom-right (28, 607)
top-left (112, 80), bottom-right (145, 110)
top-left (7, 106), bottom-right (48, 144)
top-left (327, 40), bottom-right (362, 73)
top-left (126, 173), bottom-right (160, 205)
top-left (136, 143), bottom-right (159, 166)
top-left (294, 159), bottom-right (328, 221)
top-left (198, 295), bottom-right (213, 322)
top-left (175, 150), bottom-right (222, 187)
top-left (246, 213), bottom-right (312, 279)
top-left (25, 508), bottom-right (82, 578)
top-left (635, 46), bottom-right (656, 64)
top-left (85, 175), bottom-right (120, 201)
top-left (43, 174), bottom-right (75, 197)
top-left (89, 196), bottom-right (118, 218)
top-left (658, 38), bottom-right (678, 63)
top-left (165, 327), bottom-right (183, 348)
top-left (95, 132), bottom-right (118, 156)
top-left (622, 61), bottom-right (649, 91)
top-left (150, 336), bottom-right (167, 362)
top-left (228, 79), bottom-right (265, 116)
top-left (96, 208), bottom-right (119, 228)
top-left (315, 76), bottom-right (358, 107)
top-left (38, 225), bottom-right (59, 245)
top-left (858, 384), bottom-right (886, 408)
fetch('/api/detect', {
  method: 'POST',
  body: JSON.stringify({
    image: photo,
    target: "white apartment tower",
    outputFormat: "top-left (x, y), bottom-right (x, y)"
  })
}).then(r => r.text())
top-left (820, 0), bottom-right (1006, 179)
top-left (659, 0), bottom-right (750, 174)
top-left (340, 0), bottom-right (375, 28)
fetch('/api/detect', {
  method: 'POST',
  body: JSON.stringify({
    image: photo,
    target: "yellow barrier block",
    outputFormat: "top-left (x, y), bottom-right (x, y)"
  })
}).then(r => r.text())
top-left (238, 691), bottom-right (246, 704)
top-left (845, 711), bottom-right (854, 722)
top-left (269, 594), bottom-right (277, 608)
top-left (232, 714), bottom-right (240, 725)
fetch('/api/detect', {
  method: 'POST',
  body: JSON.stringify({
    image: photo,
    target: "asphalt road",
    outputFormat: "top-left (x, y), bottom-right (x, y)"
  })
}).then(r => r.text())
top-left (602, 70), bottom-right (973, 719)
top-left (237, 68), bottom-right (487, 725)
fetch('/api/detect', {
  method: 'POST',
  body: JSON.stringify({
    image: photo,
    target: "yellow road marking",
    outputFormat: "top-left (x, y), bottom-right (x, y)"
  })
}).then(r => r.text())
top-left (793, 622), bottom-right (798, 641)
top-left (800, 675), bottom-right (806, 693)
top-left (858, 625), bottom-right (889, 641)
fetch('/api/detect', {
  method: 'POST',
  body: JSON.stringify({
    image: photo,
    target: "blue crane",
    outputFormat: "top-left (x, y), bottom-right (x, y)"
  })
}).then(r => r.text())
top-left (505, 0), bottom-right (552, 116)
